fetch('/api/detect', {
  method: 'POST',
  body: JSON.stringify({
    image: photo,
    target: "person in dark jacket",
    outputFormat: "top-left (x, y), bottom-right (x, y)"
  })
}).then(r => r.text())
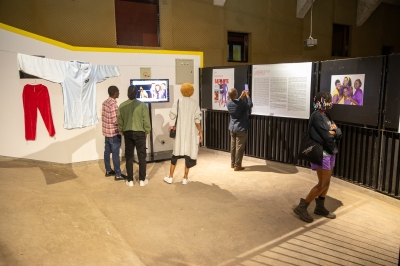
top-left (227, 88), bottom-right (253, 171)
top-left (294, 91), bottom-right (342, 223)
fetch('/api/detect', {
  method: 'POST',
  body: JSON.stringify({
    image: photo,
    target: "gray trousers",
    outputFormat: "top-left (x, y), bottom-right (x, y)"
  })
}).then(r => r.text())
top-left (230, 130), bottom-right (248, 167)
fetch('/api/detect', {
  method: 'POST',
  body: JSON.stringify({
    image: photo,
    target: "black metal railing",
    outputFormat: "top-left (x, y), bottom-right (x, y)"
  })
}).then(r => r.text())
top-left (205, 110), bottom-right (399, 198)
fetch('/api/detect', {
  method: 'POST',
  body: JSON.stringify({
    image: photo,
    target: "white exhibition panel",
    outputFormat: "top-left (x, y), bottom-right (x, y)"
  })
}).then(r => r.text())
top-left (251, 62), bottom-right (312, 119)
top-left (0, 28), bottom-right (200, 163)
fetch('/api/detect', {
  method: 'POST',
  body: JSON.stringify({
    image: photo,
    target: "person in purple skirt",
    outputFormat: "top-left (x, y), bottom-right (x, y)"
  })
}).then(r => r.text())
top-left (294, 92), bottom-right (342, 223)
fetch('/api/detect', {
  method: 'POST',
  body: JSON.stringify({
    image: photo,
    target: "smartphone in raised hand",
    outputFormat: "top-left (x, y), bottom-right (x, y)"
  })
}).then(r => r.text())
top-left (245, 84), bottom-right (249, 91)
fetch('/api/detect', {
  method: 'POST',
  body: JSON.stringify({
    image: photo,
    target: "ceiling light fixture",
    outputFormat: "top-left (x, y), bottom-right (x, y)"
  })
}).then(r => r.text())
top-left (304, 0), bottom-right (317, 47)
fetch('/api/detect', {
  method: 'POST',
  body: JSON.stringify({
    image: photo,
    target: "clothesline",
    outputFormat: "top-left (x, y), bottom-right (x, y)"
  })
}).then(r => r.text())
top-left (1, 49), bottom-right (194, 68)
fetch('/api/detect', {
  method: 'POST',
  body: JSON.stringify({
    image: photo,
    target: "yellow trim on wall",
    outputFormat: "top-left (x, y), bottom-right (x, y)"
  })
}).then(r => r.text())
top-left (0, 22), bottom-right (204, 67)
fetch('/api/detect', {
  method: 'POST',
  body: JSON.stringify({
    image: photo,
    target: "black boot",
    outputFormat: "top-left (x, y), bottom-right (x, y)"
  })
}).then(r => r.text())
top-left (314, 198), bottom-right (336, 219)
top-left (294, 198), bottom-right (314, 223)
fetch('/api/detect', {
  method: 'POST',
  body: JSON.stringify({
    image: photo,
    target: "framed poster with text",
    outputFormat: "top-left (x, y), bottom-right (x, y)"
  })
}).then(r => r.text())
top-left (251, 62), bottom-right (312, 119)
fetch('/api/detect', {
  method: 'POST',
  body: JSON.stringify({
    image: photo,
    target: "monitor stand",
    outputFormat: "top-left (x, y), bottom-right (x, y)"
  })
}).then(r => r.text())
top-left (133, 150), bottom-right (173, 163)
top-left (133, 102), bottom-right (173, 163)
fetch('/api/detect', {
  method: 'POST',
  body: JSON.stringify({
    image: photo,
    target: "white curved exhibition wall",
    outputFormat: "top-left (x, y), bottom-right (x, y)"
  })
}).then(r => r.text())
top-left (0, 26), bottom-right (201, 163)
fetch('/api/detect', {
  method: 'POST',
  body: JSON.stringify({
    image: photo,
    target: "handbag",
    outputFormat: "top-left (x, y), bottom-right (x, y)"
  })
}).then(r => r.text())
top-left (298, 112), bottom-right (323, 165)
top-left (169, 100), bottom-right (179, 138)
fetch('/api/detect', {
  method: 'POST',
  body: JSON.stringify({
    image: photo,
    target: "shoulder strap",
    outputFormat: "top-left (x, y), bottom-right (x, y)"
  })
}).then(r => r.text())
top-left (307, 111), bottom-right (317, 133)
top-left (174, 100), bottom-right (179, 127)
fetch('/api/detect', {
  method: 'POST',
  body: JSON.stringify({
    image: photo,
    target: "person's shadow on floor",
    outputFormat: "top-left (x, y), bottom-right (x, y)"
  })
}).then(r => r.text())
top-left (246, 161), bottom-right (299, 174)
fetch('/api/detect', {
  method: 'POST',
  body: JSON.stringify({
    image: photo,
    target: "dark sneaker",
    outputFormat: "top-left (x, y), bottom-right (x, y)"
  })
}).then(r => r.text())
top-left (114, 174), bottom-right (127, 181)
top-left (105, 170), bottom-right (116, 177)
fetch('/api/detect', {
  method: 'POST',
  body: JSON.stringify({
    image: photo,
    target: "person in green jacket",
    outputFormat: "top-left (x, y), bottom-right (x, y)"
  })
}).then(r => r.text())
top-left (118, 85), bottom-right (151, 187)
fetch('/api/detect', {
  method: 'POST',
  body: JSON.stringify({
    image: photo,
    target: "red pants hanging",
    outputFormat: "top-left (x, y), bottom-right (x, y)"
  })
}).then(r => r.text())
top-left (22, 84), bottom-right (56, 140)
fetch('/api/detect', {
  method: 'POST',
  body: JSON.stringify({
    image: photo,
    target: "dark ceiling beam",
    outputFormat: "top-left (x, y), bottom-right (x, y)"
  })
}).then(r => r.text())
top-left (357, 0), bottom-right (382, 26)
top-left (296, 0), bottom-right (313, 18)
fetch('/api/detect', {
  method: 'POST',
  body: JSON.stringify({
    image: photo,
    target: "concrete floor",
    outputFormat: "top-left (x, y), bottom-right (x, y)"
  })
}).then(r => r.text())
top-left (0, 148), bottom-right (399, 266)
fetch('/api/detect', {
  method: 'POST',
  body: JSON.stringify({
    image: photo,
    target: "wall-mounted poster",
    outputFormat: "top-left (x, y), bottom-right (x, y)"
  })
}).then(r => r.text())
top-left (330, 74), bottom-right (365, 106)
top-left (212, 68), bottom-right (234, 110)
top-left (320, 56), bottom-right (383, 127)
top-left (251, 62), bottom-right (312, 119)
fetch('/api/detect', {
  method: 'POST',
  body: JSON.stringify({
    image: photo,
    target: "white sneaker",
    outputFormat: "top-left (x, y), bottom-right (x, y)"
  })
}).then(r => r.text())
top-left (126, 180), bottom-right (134, 187)
top-left (182, 178), bottom-right (191, 185)
top-left (164, 176), bottom-right (173, 184)
top-left (140, 179), bottom-right (149, 187)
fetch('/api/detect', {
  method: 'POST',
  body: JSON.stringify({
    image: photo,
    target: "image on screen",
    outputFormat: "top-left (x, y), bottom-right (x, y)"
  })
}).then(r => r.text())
top-left (130, 79), bottom-right (170, 103)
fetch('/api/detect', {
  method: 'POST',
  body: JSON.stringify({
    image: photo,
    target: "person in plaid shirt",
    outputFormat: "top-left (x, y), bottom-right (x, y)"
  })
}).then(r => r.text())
top-left (102, 86), bottom-right (126, 181)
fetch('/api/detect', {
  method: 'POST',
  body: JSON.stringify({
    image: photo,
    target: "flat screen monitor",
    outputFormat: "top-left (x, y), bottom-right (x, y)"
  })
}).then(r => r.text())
top-left (130, 79), bottom-right (169, 103)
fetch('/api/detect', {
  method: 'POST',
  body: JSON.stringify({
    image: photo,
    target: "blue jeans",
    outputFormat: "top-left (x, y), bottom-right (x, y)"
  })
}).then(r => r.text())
top-left (104, 135), bottom-right (122, 176)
